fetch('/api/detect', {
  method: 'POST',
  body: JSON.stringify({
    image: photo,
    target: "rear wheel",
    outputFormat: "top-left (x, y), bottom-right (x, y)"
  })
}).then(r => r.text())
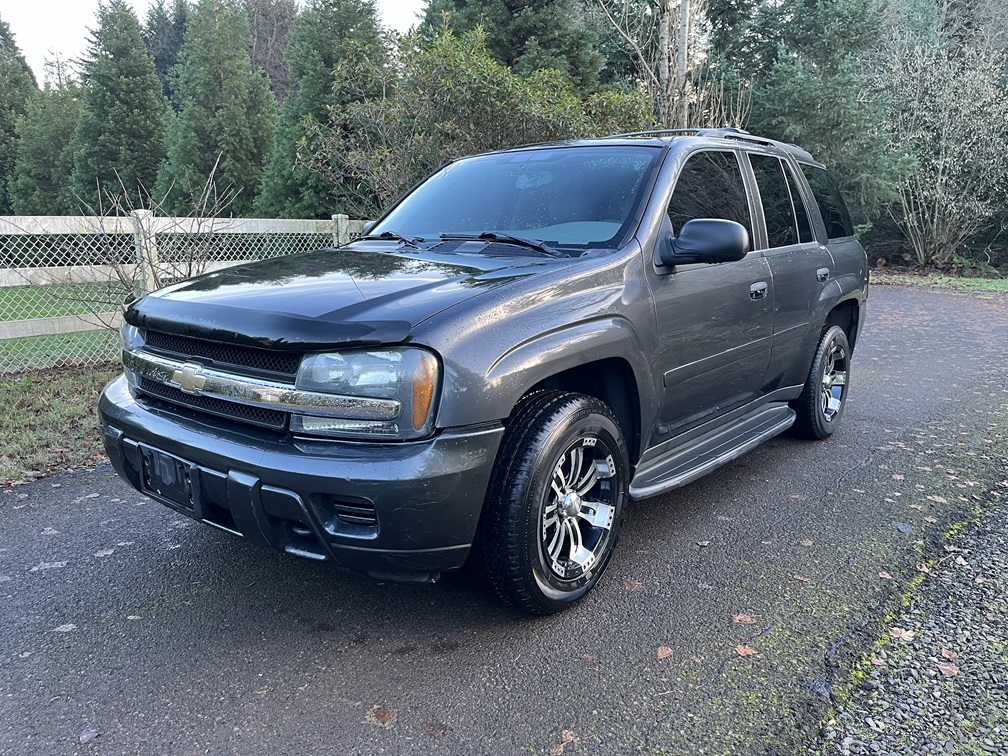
top-left (478, 391), bottom-right (629, 614)
top-left (793, 325), bottom-right (850, 439)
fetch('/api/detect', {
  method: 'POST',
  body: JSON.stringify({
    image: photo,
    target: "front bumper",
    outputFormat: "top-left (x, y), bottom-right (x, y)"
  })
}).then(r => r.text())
top-left (98, 375), bottom-right (504, 581)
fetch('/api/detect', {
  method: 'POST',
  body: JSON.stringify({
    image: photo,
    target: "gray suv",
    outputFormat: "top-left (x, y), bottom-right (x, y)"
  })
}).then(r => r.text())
top-left (99, 128), bottom-right (867, 614)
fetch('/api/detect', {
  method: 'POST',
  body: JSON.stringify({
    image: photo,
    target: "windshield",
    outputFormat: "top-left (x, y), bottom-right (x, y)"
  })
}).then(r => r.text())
top-left (371, 145), bottom-right (662, 250)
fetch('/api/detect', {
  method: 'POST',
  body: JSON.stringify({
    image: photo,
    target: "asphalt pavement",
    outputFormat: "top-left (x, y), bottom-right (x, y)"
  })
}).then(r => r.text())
top-left (2, 284), bottom-right (1007, 755)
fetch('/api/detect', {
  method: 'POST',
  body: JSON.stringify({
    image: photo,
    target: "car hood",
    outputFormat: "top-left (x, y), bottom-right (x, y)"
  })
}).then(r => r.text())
top-left (124, 246), bottom-right (551, 350)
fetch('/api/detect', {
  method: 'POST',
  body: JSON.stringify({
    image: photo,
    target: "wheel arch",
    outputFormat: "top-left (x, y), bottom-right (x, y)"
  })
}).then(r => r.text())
top-left (524, 358), bottom-right (642, 465)
top-left (824, 298), bottom-right (861, 350)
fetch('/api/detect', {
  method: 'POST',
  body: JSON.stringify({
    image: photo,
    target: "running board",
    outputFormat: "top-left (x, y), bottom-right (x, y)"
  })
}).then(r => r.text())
top-left (629, 405), bottom-right (795, 500)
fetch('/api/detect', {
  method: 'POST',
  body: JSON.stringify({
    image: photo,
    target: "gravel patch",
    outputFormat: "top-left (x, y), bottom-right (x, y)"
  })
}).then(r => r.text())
top-left (816, 485), bottom-right (1008, 755)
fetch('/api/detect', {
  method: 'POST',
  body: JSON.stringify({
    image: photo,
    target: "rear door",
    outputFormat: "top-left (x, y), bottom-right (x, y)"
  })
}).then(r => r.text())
top-left (746, 152), bottom-right (835, 390)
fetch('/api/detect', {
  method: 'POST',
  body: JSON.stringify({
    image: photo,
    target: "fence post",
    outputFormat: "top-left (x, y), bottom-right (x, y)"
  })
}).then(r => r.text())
top-left (334, 213), bottom-right (350, 247)
top-left (130, 209), bottom-right (159, 294)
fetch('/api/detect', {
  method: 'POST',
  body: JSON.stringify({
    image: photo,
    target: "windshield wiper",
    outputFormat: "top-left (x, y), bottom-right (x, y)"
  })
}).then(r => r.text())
top-left (357, 230), bottom-right (423, 249)
top-left (440, 232), bottom-right (563, 257)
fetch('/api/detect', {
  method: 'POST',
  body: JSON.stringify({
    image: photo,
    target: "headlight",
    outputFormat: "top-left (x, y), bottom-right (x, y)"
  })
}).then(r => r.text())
top-left (291, 348), bottom-right (440, 440)
top-left (120, 322), bottom-right (142, 385)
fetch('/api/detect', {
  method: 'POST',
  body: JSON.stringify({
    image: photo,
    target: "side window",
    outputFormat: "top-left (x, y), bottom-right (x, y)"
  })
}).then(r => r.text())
top-left (799, 164), bottom-right (855, 239)
top-left (750, 154), bottom-right (798, 248)
top-left (783, 163), bottom-right (814, 243)
top-left (667, 151), bottom-right (752, 240)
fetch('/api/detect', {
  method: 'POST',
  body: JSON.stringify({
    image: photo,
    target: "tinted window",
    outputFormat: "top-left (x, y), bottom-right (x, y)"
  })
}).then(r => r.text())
top-left (667, 151), bottom-right (752, 239)
top-left (750, 155), bottom-right (798, 248)
top-left (784, 163), bottom-right (814, 243)
top-left (799, 164), bottom-right (854, 238)
top-left (373, 145), bottom-right (661, 248)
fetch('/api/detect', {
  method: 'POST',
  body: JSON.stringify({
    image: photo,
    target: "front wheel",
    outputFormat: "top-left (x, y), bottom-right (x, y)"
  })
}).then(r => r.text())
top-left (793, 325), bottom-right (851, 439)
top-left (478, 392), bottom-right (629, 614)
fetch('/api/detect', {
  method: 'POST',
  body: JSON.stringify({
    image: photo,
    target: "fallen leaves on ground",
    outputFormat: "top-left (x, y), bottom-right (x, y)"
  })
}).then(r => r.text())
top-left (889, 627), bottom-right (915, 642)
top-left (937, 662), bottom-right (959, 678)
top-left (696, 540), bottom-right (710, 548)
top-left (800, 539), bottom-right (814, 547)
top-left (732, 613), bottom-right (757, 625)
top-left (550, 729), bottom-right (579, 756)
top-left (657, 646), bottom-right (673, 660)
top-left (365, 706), bottom-right (396, 728)
top-left (941, 648), bottom-right (958, 660)
top-left (793, 574), bottom-right (811, 582)
top-left (621, 577), bottom-right (643, 592)
top-left (79, 728), bottom-right (98, 744)
top-left (879, 571), bottom-right (893, 580)
top-left (871, 657), bottom-right (887, 667)
top-left (420, 718), bottom-right (450, 738)
top-left (735, 644), bottom-right (757, 657)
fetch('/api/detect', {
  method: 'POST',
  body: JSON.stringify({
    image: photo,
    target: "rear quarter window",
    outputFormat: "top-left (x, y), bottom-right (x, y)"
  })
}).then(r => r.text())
top-left (799, 164), bottom-right (855, 239)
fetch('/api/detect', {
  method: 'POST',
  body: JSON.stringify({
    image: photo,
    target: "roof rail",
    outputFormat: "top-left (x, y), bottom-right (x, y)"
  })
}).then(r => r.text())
top-left (599, 127), bottom-right (815, 161)
top-left (601, 129), bottom-right (700, 139)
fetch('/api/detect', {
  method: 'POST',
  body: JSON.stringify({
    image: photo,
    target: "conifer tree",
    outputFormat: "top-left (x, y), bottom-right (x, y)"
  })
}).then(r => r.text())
top-left (0, 15), bottom-right (39, 214)
top-left (10, 75), bottom-right (83, 215)
top-left (143, 0), bottom-right (189, 105)
top-left (254, 0), bottom-right (382, 218)
top-left (71, 0), bottom-right (169, 211)
top-left (421, 0), bottom-right (603, 94)
top-left (157, 0), bottom-right (277, 216)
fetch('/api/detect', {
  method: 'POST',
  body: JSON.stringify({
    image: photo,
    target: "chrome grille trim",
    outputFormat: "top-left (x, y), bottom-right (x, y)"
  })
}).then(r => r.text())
top-left (123, 348), bottom-right (401, 420)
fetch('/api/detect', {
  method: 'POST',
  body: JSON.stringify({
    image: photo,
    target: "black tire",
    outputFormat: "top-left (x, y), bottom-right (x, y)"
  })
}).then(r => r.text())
top-left (792, 325), bottom-right (851, 439)
top-left (478, 391), bottom-right (629, 615)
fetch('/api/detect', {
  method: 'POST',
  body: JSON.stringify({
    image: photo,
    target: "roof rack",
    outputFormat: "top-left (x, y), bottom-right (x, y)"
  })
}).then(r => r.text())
top-left (600, 127), bottom-right (814, 161)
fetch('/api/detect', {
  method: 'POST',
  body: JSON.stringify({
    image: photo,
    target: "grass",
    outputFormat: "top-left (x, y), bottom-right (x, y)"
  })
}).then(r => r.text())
top-left (0, 283), bottom-right (124, 320)
top-left (0, 330), bottom-right (119, 374)
top-left (871, 269), bottom-right (1008, 292)
top-left (0, 363), bottom-right (121, 485)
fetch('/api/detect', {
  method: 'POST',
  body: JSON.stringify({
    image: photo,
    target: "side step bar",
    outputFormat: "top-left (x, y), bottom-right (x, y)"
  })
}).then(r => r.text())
top-left (629, 404), bottom-right (795, 500)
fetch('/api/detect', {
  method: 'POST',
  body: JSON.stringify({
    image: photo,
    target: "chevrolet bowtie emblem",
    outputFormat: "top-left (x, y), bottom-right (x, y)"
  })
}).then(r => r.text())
top-left (172, 363), bottom-right (207, 394)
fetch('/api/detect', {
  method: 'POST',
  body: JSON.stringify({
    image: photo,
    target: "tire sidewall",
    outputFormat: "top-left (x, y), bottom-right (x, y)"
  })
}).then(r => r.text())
top-left (808, 325), bottom-right (850, 438)
top-left (520, 403), bottom-right (628, 609)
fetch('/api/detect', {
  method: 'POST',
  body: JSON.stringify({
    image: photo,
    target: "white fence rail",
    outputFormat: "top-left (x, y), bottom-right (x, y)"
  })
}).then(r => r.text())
top-left (0, 213), bottom-right (366, 373)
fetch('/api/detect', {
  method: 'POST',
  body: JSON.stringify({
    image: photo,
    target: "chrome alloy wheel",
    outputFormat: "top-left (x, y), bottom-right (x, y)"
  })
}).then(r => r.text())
top-left (540, 437), bottom-right (618, 581)
top-left (820, 340), bottom-right (848, 422)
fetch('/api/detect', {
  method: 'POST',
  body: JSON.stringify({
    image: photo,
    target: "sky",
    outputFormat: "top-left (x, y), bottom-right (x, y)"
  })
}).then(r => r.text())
top-left (2, 0), bottom-right (426, 82)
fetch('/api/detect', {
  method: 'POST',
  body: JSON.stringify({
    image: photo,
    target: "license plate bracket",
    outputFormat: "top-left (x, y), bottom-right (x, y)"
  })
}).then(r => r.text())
top-left (139, 445), bottom-right (197, 511)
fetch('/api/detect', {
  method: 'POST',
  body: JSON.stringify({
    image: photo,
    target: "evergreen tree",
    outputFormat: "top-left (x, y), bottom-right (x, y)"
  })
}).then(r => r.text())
top-left (421, 0), bottom-right (604, 94)
top-left (254, 0), bottom-right (382, 218)
top-left (10, 78), bottom-right (83, 215)
top-left (303, 27), bottom-right (652, 218)
top-left (243, 0), bottom-right (299, 102)
top-left (0, 15), bottom-right (39, 214)
top-left (71, 0), bottom-right (169, 212)
top-left (157, 0), bottom-right (277, 216)
top-left (739, 0), bottom-right (908, 225)
top-left (142, 0), bottom-right (189, 105)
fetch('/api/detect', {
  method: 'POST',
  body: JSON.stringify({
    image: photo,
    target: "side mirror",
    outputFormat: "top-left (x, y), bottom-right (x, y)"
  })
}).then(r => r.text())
top-left (361, 220), bottom-right (376, 235)
top-left (658, 218), bottom-right (750, 267)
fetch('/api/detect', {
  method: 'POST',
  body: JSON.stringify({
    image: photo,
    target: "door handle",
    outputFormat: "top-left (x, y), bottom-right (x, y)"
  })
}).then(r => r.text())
top-left (749, 281), bottom-right (768, 300)
top-left (816, 267), bottom-right (830, 283)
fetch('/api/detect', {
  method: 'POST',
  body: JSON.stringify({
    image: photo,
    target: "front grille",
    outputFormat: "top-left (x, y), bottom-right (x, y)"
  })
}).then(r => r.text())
top-left (145, 330), bottom-right (301, 377)
top-left (139, 377), bottom-right (288, 430)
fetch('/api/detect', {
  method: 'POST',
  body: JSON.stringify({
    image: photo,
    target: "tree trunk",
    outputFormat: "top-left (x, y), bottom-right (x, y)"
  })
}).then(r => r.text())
top-left (676, 0), bottom-right (691, 128)
top-left (657, 0), bottom-right (672, 126)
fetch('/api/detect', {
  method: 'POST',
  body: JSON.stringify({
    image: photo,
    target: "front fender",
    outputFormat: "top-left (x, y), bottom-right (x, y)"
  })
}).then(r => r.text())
top-left (437, 316), bottom-right (656, 431)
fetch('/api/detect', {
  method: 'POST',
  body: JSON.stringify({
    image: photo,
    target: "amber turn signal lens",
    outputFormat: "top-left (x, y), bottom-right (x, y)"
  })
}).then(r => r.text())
top-left (412, 354), bottom-right (438, 431)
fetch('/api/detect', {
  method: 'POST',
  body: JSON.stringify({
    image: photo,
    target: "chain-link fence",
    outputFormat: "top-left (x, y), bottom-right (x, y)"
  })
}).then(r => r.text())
top-left (0, 213), bottom-right (366, 374)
